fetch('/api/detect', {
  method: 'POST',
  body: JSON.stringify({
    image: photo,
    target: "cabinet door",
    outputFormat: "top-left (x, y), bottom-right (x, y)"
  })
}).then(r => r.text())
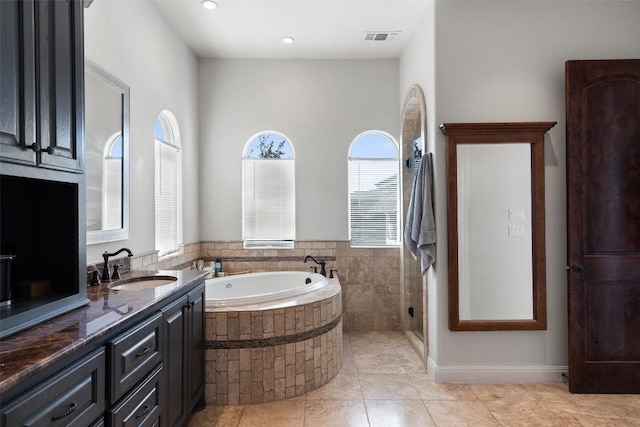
top-left (1, 348), bottom-right (106, 427)
top-left (162, 295), bottom-right (188, 427)
top-left (0, 0), bottom-right (37, 166)
top-left (36, 0), bottom-right (84, 172)
top-left (187, 283), bottom-right (205, 412)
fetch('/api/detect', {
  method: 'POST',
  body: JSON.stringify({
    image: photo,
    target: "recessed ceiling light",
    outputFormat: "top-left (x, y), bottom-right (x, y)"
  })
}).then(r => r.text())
top-left (201, 0), bottom-right (218, 10)
top-left (281, 36), bottom-right (295, 44)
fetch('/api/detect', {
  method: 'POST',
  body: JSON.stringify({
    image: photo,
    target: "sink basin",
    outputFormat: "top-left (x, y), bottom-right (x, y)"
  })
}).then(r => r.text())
top-left (109, 275), bottom-right (178, 291)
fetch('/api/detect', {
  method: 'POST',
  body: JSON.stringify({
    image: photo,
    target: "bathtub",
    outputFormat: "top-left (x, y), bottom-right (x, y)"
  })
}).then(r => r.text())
top-left (203, 271), bottom-right (343, 405)
top-left (205, 271), bottom-right (328, 309)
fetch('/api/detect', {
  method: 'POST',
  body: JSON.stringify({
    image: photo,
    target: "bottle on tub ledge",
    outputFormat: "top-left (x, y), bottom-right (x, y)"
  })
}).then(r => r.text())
top-left (215, 258), bottom-right (225, 277)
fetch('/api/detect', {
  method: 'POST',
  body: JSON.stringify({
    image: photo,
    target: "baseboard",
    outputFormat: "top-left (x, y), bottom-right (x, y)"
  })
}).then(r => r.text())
top-left (427, 356), bottom-right (567, 383)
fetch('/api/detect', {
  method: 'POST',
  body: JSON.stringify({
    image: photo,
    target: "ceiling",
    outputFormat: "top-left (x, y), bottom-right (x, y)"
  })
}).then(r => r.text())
top-left (152, 0), bottom-right (431, 59)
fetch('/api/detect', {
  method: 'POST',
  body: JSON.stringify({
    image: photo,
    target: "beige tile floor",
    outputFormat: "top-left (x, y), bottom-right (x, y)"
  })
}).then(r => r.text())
top-left (188, 331), bottom-right (640, 426)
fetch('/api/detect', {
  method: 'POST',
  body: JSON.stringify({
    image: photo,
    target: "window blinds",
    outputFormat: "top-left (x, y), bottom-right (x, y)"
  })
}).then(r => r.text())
top-left (348, 158), bottom-right (399, 247)
top-left (155, 141), bottom-right (179, 255)
top-left (243, 158), bottom-right (295, 247)
top-left (103, 158), bottom-right (122, 230)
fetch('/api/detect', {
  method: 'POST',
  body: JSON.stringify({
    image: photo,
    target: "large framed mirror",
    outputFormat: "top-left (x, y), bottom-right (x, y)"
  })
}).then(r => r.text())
top-left (85, 60), bottom-right (130, 244)
top-left (441, 122), bottom-right (555, 331)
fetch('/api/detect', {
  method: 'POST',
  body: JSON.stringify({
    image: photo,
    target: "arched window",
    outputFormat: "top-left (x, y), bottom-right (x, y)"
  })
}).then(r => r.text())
top-left (154, 110), bottom-right (182, 256)
top-left (242, 131), bottom-right (295, 248)
top-left (348, 131), bottom-right (400, 247)
top-left (102, 132), bottom-right (123, 230)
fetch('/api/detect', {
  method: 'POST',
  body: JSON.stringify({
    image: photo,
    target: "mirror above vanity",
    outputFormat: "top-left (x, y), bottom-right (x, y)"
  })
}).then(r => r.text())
top-left (85, 60), bottom-right (130, 245)
top-left (441, 122), bottom-right (556, 331)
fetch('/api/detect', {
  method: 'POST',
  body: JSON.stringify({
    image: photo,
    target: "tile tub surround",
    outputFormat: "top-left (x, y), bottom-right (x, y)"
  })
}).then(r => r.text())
top-left (205, 283), bottom-right (343, 405)
top-left (94, 240), bottom-right (403, 332)
top-left (200, 241), bottom-right (402, 332)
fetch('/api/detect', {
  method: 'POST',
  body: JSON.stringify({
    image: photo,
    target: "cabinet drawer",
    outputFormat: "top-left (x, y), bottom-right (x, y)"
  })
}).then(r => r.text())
top-left (109, 312), bottom-right (163, 404)
top-left (1, 348), bottom-right (106, 427)
top-left (90, 416), bottom-right (105, 427)
top-left (108, 364), bottom-right (163, 427)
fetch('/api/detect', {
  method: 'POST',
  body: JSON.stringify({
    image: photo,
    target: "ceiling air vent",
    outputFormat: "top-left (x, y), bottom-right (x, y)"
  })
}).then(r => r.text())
top-left (364, 32), bottom-right (400, 41)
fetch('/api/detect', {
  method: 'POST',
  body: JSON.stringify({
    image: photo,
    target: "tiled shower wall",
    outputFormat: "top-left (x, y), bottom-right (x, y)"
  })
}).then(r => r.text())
top-left (121, 240), bottom-right (402, 332)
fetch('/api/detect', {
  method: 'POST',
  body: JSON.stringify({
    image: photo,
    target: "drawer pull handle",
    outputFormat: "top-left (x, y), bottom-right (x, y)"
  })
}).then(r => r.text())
top-left (51, 402), bottom-right (77, 421)
top-left (135, 404), bottom-right (151, 419)
top-left (135, 347), bottom-right (150, 357)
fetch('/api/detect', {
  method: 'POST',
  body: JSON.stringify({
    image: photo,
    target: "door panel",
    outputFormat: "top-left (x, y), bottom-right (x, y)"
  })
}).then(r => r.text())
top-left (0, 0), bottom-right (37, 166)
top-left (566, 59), bottom-right (640, 393)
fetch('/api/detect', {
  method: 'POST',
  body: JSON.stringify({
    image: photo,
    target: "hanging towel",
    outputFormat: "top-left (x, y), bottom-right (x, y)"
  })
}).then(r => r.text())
top-left (404, 152), bottom-right (436, 274)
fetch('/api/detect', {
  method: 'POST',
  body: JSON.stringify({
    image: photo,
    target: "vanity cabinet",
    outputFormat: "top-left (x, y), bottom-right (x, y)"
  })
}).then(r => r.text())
top-left (0, 279), bottom-right (206, 427)
top-left (162, 283), bottom-right (205, 427)
top-left (0, 348), bottom-right (106, 426)
top-left (0, 0), bottom-right (84, 172)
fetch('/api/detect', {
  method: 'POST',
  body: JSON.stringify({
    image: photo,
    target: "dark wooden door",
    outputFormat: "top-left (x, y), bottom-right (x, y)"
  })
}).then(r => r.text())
top-left (566, 59), bottom-right (640, 393)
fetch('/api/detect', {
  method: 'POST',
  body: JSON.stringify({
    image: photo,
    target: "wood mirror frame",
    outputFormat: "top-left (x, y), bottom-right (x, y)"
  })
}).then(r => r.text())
top-left (441, 122), bottom-right (556, 331)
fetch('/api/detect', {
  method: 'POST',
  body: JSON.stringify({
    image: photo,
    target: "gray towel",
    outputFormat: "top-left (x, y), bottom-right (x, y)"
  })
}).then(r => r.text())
top-left (404, 153), bottom-right (436, 274)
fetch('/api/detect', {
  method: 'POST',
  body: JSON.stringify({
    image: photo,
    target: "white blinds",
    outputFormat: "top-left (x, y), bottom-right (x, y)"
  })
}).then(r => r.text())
top-left (155, 141), bottom-right (179, 255)
top-left (348, 158), bottom-right (399, 247)
top-left (243, 158), bottom-right (295, 247)
top-left (103, 158), bottom-right (122, 230)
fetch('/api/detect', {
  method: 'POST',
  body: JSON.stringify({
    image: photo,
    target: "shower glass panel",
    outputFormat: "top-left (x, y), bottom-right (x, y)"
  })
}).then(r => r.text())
top-left (407, 143), bottom-right (424, 340)
top-left (400, 84), bottom-right (428, 352)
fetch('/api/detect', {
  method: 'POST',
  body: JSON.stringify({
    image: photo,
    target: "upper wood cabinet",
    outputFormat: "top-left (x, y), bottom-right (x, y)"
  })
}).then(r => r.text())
top-left (0, 0), bottom-right (84, 173)
top-left (0, 0), bottom-right (86, 340)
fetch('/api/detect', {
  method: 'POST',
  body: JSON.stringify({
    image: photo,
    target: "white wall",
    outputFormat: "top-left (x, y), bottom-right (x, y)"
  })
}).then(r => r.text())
top-left (82, 0), bottom-right (640, 381)
top-left (399, 2), bottom-right (439, 371)
top-left (198, 59), bottom-right (399, 241)
top-left (399, 0), bottom-right (640, 382)
top-left (84, 0), bottom-right (199, 265)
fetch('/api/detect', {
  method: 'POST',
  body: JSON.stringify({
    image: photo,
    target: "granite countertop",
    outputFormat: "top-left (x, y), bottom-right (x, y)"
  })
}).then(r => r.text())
top-left (0, 269), bottom-right (208, 395)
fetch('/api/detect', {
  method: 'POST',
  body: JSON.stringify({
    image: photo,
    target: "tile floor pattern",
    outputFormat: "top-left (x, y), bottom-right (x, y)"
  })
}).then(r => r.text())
top-left (188, 331), bottom-right (640, 426)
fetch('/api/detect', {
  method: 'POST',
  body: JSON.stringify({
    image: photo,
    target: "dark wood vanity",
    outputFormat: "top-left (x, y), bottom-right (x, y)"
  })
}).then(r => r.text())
top-left (0, 270), bottom-right (207, 427)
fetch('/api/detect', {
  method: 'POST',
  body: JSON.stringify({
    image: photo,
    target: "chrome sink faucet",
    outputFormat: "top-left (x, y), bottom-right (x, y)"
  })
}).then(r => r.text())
top-left (102, 248), bottom-right (133, 282)
top-left (304, 255), bottom-right (326, 277)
